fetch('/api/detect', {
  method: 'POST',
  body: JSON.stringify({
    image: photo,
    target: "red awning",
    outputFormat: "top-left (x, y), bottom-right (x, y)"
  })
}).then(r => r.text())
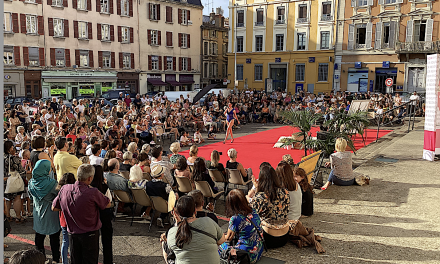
top-left (167, 80), bottom-right (181, 86)
top-left (147, 78), bottom-right (167, 86)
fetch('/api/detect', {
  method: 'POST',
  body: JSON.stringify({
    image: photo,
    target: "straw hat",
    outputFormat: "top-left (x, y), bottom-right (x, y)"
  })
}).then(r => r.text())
top-left (151, 164), bottom-right (164, 178)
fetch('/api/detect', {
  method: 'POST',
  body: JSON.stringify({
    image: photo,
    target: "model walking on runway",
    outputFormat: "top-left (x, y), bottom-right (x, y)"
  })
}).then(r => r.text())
top-left (224, 103), bottom-right (240, 143)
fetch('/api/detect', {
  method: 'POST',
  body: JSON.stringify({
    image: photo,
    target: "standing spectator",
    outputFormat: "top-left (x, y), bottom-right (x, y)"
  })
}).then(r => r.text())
top-left (124, 94), bottom-right (132, 107)
top-left (28, 160), bottom-right (61, 263)
top-left (89, 144), bottom-right (104, 166)
top-left (53, 137), bottom-right (82, 180)
top-left (52, 165), bottom-right (111, 264)
top-left (45, 108), bottom-right (56, 131)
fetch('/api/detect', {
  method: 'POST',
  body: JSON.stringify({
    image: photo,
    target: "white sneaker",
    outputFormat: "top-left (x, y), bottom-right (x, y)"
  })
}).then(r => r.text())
top-left (157, 217), bottom-right (164, 228)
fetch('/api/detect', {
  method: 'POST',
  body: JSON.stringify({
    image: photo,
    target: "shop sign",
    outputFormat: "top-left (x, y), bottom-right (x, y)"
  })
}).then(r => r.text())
top-left (102, 86), bottom-right (112, 92)
top-left (165, 75), bottom-right (176, 82)
top-left (355, 62), bottom-right (362, 69)
top-left (50, 89), bottom-right (67, 95)
top-left (79, 89), bottom-right (94, 94)
top-left (369, 80), bottom-right (374, 92)
top-left (147, 75), bottom-right (161, 79)
top-left (4, 75), bottom-right (11, 80)
top-left (382, 61), bottom-right (390, 68)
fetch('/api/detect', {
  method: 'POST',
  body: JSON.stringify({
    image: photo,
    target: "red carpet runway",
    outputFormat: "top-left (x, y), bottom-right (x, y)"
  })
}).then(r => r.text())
top-left (180, 126), bottom-right (392, 176)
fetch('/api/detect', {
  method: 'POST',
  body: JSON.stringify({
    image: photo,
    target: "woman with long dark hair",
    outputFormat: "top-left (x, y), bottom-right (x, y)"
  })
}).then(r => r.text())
top-left (276, 162), bottom-right (302, 221)
top-left (90, 165), bottom-right (114, 264)
top-left (192, 158), bottom-right (217, 193)
top-left (164, 196), bottom-right (225, 264)
top-left (220, 189), bottom-right (264, 263)
top-left (223, 103), bottom-right (240, 144)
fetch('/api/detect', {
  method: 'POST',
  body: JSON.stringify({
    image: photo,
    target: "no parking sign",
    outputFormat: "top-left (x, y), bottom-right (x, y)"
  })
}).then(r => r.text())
top-left (385, 78), bottom-right (393, 87)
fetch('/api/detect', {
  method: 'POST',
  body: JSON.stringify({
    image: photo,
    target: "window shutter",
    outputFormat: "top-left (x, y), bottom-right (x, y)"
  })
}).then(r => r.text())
top-left (163, 56), bottom-right (167, 70)
top-left (14, 46), bottom-right (21, 66)
top-left (130, 27), bottom-right (134, 43)
top-left (158, 31), bottom-right (161, 45)
top-left (117, 0), bottom-right (121, 15)
top-left (148, 55), bottom-right (152, 70)
top-left (88, 22), bottom-right (92, 39)
top-left (367, 0), bottom-right (373, 6)
top-left (425, 18), bottom-right (434, 42)
top-left (166, 6), bottom-right (171, 22)
top-left (97, 23), bottom-right (101, 40)
top-left (98, 51), bottom-right (103, 67)
top-left (159, 56), bottom-right (162, 70)
top-left (166, 32), bottom-right (172, 46)
top-left (109, 0), bottom-right (113, 14)
top-left (375, 22), bottom-right (382, 49)
top-left (73, 0), bottom-right (77, 8)
top-left (147, 29), bottom-right (151, 45)
top-left (20, 14), bottom-right (26, 33)
top-left (131, 53), bottom-right (134, 69)
top-left (348, 24), bottom-right (355, 50)
top-left (75, 49), bottom-right (80, 66)
top-left (173, 57), bottom-right (176, 71)
top-left (50, 48), bottom-right (56, 66)
top-left (179, 57), bottom-right (182, 71)
top-left (178, 33), bottom-right (182, 47)
top-left (118, 26), bottom-right (122, 42)
top-left (64, 19), bottom-right (69, 37)
top-left (36, 0), bottom-right (42, 4)
top-left (38, 16), bottom-right (44, 35)
top-left (23, 47), bottom-right (29, 66)
top-left (157, 4), bottom-right (160, 20)
top-left (74, 20), bottom-right (78, 38)
top-left (39, 48), bottom-right (45, 66)
top-left (379, 0), bottom-right (384, 4)
top-left (187, 10), bottom-right (190, 21)
top-left (187, 34), bottom-right (190, 48)
top-left (119, 52), bottom-right (123, 68)
top-left (406, 20), bottom-right (413, 42)
top-left (48, 0), bottom-right (52, 5)
top-left (129, 0), bottom-right (133, 16)
top-left (111, 52), bottom-right (115, 68)
top-left (148, 3), bottom-right (151, 19)
top-left (89, 50), bottom-right (94, 67)
top-left (110, 25), bottom-right (114, 41)
top-left (87, 0), bottom-right (92, 10)
top-left (366, 22), bottom-right (372, 49)
top-left (63, 0), bottom-right (68, 7)
top-left (389, 21), bottom-right (396, 48)
top-left (48, 18), bottom-right (54, 36)
top-left (187, 58), bottom-right (191, 71)
top-left (65, 49), bottom-right (71, 66)
top-left (178, 9), bottom-right (182, 24)
top-left (96, 0), bottom-right (101, 12)
top-left (12, 13), bottom-right (19, 33)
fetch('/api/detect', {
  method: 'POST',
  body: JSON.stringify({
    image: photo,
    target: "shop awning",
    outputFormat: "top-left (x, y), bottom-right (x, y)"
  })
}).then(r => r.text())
top-left (179, 80), bottom-right (194, 84)
top-left (167, 80), bottom-right (181, 86)
top-left (147, 78), bottom-right (167, 86)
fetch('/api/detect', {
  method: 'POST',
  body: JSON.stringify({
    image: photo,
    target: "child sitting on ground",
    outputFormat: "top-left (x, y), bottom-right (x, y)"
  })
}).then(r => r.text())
top-left (194, 129), bottom-right (204, 144)
top-left (207, 127), bottom-right (216, 140)
top-left (180, 131), bottom-right (192, 147)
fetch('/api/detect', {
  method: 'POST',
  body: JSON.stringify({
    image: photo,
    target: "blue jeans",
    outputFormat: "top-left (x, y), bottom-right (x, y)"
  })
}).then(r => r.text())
top-left (327, 170), bottom-right (355, 186)
top-left (61, 226), bottom-right (69, 264)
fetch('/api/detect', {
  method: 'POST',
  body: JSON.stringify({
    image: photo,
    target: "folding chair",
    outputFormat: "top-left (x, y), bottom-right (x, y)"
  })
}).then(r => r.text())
top-left (113, 190), bottom-right (136, 226)
top-left (208, 169), bottom-right (228, 197)
top-left (142, 172), bottom-right (152, 181)
top-left (130, 188), bottom-right (153, 226)
top-left (195, 181), bottom-right (224, 212)
top-left (120, 171), bottom-right (130, 180)
top-left (176, 176), bottom-right (193, 194)
top-left (226, 169), bottom-right (253, 194)
top-left (149, 196), bottom-right (169, 232)
top-left (296, 150), bottom-right (324, 186)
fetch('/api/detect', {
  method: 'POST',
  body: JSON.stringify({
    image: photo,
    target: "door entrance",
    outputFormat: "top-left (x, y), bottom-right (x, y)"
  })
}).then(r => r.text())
top-left (375, 68), bottom-right (397, 94)
top-left (26, 80), bottom-right (41, 99)
top-left (270, 67), bottom-right (286, 91)
top-left (407, 67), bottom-right (425, 93)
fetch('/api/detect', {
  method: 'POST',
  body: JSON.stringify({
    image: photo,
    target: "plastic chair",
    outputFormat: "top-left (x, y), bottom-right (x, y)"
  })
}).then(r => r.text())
top-left (195, 181), bottom-right (224, 212)
top-left (149, 196), bottom-right (169, 232)
top-left (120, 171), bottom-right (130, 180)
top-left (113, 190), bottom-right (136, 226)
top-left (176, 176), bottom-right (193, 194)
top-left (142, 172), bottom-right (152, 181)
top-left (130, 188), bottom-right (153, 225)
top-left (226, 169), bottom-right (253, 194)
top-left (208, 169), bottom-right (228, 198)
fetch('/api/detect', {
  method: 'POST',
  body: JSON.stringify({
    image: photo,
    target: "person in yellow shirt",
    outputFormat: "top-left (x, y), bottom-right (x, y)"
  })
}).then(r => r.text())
top-left (54, 137), bottom-right (83, 180)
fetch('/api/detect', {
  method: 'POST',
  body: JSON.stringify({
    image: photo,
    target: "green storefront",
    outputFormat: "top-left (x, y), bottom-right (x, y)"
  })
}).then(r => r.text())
top-left (41, 71), bottom-right (117, 100)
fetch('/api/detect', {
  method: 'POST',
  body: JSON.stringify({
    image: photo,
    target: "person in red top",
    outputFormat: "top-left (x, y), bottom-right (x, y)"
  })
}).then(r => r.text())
top-left (124, 94), bottom-right (132, 108)
top-left (56, 173), bottom-right (76, 264)
top-left (52, 164), bottom-right (111, 264)
top-left (66, 126), bottom-right (77, 143)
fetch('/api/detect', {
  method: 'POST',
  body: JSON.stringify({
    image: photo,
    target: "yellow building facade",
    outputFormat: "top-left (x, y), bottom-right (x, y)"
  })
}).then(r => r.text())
top-left (227, 0), bottom-right (336, 94)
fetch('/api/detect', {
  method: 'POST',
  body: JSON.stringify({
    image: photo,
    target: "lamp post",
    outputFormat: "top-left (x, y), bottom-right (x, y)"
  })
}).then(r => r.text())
top-left (234, 3), bottom-right (237, 91)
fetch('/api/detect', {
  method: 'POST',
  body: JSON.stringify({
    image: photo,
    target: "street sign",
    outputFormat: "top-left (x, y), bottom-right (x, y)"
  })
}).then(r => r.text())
top-left (385, 78), bottom-right (393, 87)
top-left (246, 58), bottom-right (251, 64)
top-left (275, 58), bottom-right (281, 63)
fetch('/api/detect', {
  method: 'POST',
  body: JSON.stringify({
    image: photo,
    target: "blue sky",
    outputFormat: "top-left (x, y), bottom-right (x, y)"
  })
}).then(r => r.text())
top-left (202, 0), bottom-right (229, 17)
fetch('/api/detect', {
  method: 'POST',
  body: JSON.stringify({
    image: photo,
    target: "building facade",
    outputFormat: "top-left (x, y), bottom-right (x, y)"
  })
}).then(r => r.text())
top-left (200, 9), bottom-right (229, 88)
top-left (227, 0), bottom-right (336, 94)
top-left (4, 0), bottom-right (140, 100)
top-left (137, 0), bottom-right (203, 93)
top-left (335, 0), bottom-right (440, 94)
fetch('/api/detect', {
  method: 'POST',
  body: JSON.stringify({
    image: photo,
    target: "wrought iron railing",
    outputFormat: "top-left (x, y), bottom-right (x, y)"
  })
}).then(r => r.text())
top-left (297, 17), bottom-right (308, 23)
top-left (236, 23), bottom-right (244, 27)
top-left (321, 14), bottom-right (332, 21)
top-left (276, 19), bottom-right (285, 24)
top-left (254, 21), bottom-right (264, 26)
top-left (396, 41), bottom-right (440, 53)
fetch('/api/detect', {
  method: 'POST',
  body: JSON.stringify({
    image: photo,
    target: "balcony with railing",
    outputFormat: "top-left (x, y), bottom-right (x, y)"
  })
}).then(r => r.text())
top-left (236, 23), bottom-right (244, 27)
top-left (321, 14), bottom-right (332, 21)
top-left (276, 19), bottom-right (285, 25)
top-left (297, 17), bottom-right (309, 24)
top-left (396, 41), bottom-right (440, 53)
top-left (255, 21), bottom-right (264, 26)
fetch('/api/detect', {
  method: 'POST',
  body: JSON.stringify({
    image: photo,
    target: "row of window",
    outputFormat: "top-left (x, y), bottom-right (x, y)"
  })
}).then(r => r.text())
top-left (148, 4), bottom-right (190, 25)
top-left (3, 46), bottom-right (135, 69)
top-left (147, 55), bottom-right (191, 71)
top-left (203, 42), bottom-right (218, 56)
top-left (236, 31), bottom-right (331, 52)
top-left (146, 30), bottom-right (190, 48)
top-left (235, 63), bottom-right (329, 82)
top-left (237, 2), bottom-right (332, 27)
top-left (202, 62), bottom-right (219, 78)
top-left (352, 0), bottom-right (403, 8)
